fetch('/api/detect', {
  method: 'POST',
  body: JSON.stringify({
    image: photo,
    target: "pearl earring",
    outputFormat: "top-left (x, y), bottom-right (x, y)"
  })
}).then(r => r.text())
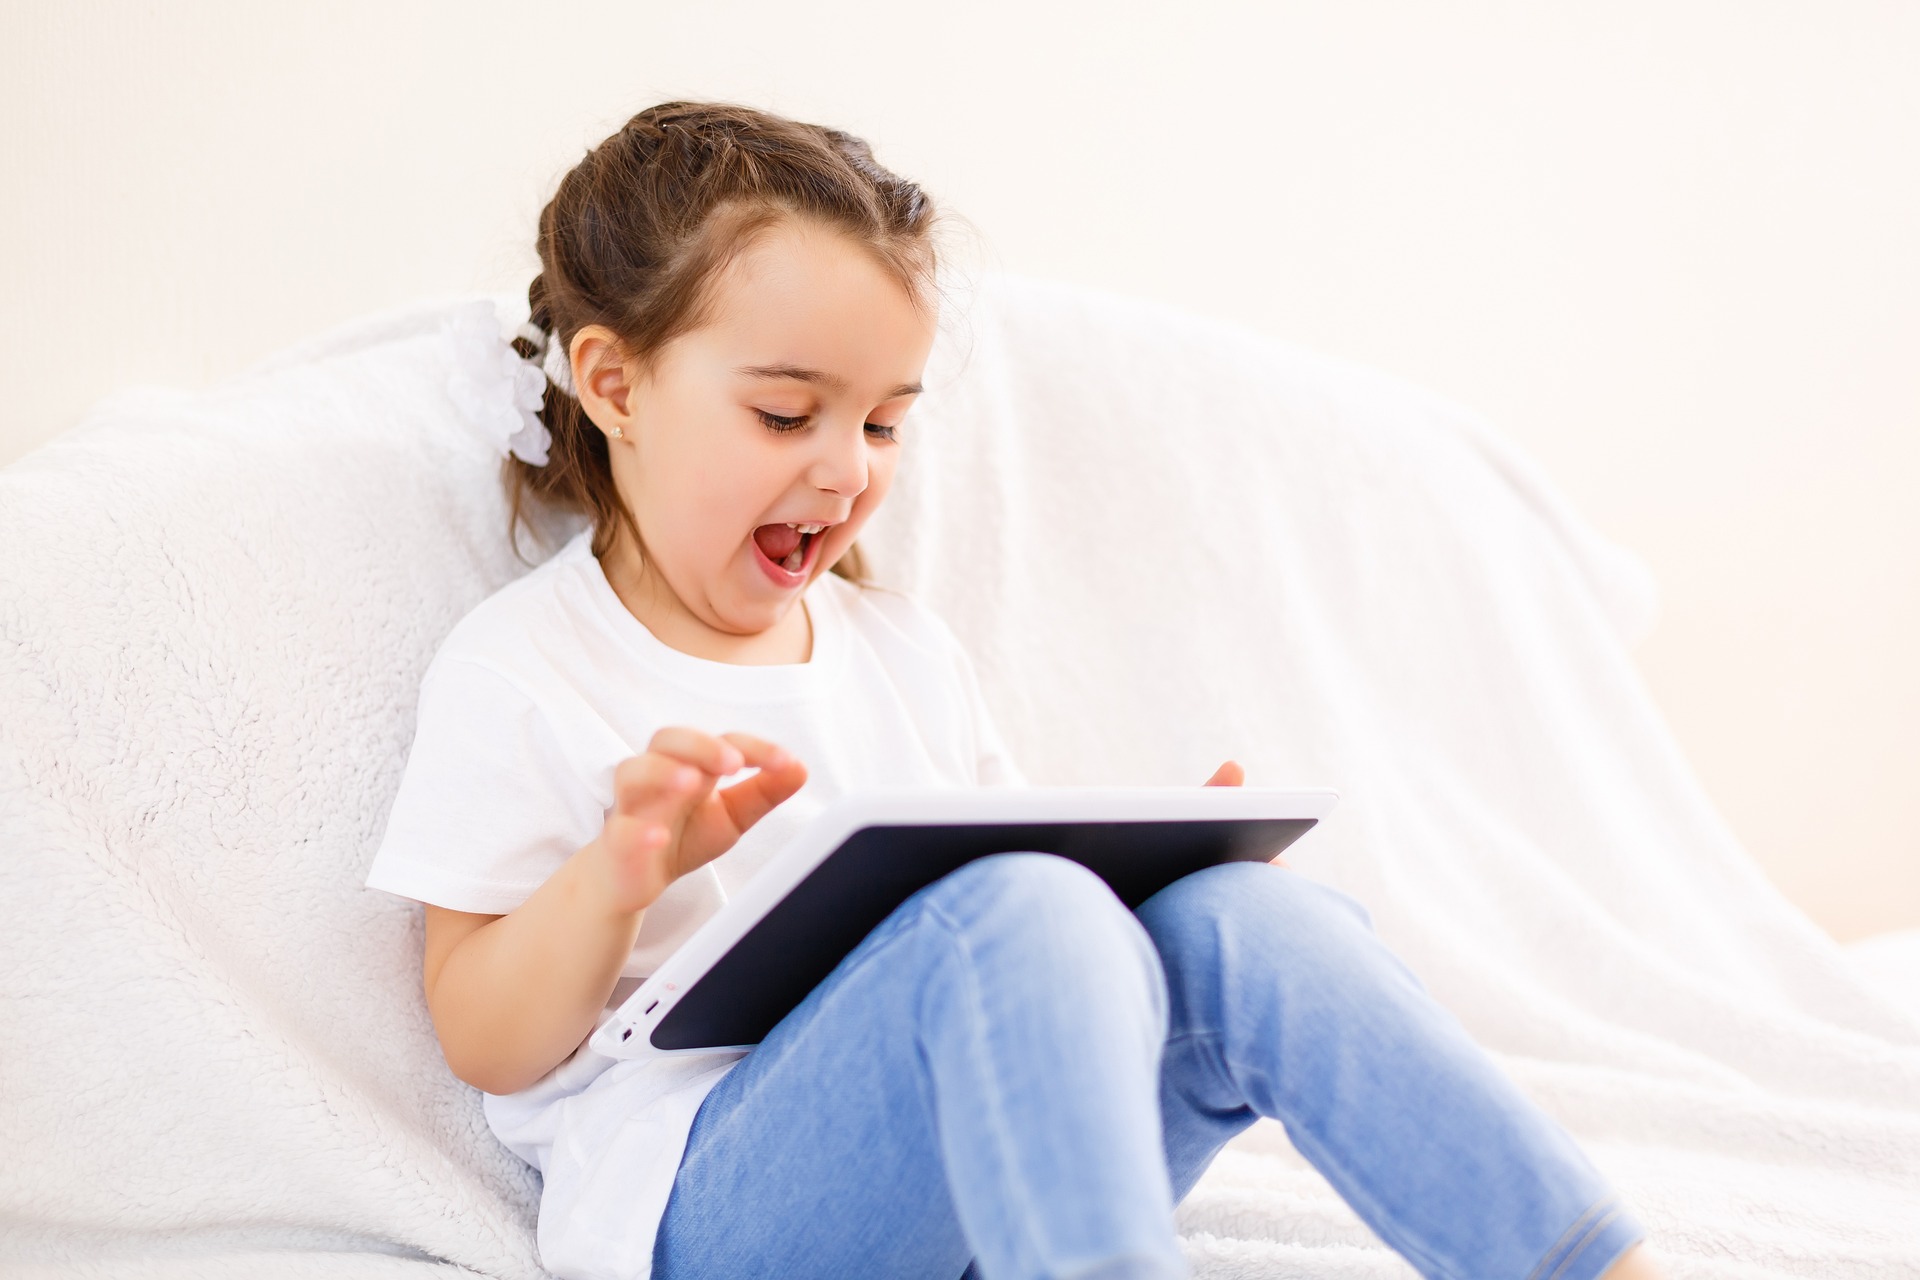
top-left (611, 426), bottom-right (624, 440)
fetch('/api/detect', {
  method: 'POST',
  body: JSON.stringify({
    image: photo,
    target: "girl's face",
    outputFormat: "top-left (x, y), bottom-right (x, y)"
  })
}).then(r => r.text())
top-left (571, 217), bottom-right (938, 662)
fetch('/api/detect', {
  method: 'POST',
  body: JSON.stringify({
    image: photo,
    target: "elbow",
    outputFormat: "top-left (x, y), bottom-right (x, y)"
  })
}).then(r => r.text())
top-left (437, 1038), bottom-right (495, 1093)
top-left (441, 1042), bottom-right (521, 1096)
top-left (438, 1029), bottom-right (562, 1096)
top-left (425, 981), bottom-right (523, 1094)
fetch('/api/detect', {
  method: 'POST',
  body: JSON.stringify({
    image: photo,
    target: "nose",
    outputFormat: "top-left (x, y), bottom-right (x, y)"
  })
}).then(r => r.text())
top-left (807, 417), bottom-right (872, 500)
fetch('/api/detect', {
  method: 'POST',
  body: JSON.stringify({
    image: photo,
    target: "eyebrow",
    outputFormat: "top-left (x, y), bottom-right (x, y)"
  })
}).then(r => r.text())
top-left (734, 363), bottom-right (923, 400)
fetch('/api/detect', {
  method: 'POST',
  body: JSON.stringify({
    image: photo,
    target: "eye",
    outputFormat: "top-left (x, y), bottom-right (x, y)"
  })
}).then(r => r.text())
top-left (757, 410), bottom-right (808, 433)
top-left (757, 409), bottom-right (901, 442)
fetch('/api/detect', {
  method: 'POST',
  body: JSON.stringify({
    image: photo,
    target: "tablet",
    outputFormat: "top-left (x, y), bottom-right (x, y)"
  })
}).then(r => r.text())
top-left (588, 784), bottom-right (1338, 1061)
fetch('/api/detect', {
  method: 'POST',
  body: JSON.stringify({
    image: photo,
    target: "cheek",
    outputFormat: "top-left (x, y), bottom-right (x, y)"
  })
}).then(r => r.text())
top-left (835, 478), bottom-right (888, 543)
top-left (650, 490), bottom-right (741, 561)
top-left (861, 451), bottom-right (901, 503)
top-left (671, 449), bottom-right (757, 537)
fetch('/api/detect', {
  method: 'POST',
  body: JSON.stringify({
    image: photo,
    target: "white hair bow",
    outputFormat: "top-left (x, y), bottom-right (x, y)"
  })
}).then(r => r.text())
top-left (444, 301), bottom-right (576, 467)
top-left (513, 320), bottom-right (579, 399)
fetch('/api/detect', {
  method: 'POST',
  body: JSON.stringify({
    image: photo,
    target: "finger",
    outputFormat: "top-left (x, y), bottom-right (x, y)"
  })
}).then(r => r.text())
top-left (605, 818), bottom-right (671, 857)
top-left (713, 732), bottom-right (791, 776)
top-left (1204, 760), bottom-right (1245, 787)
top-left (610, 750), bottom-right (712, 818)
top-left (714, 734), bottom-right (806, 798)
top-left (712, 736), bottom-right (808, 833)
top-left (644, 725), bottom-right (747, 778)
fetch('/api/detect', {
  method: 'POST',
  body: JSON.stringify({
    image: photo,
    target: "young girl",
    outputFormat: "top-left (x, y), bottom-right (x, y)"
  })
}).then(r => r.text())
top-left (366, 101), bottom-right (1668, 1280)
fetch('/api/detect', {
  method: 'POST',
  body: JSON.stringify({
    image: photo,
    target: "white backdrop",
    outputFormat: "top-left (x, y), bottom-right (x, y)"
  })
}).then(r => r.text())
top-left (3, 0), bottom-right (1915, 941)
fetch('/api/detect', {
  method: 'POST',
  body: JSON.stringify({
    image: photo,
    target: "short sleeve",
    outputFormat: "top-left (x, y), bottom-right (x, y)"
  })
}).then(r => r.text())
top-left (364, 657), bottom-right (606, 913)
top-left (949, 636), bottom-right (1030, 789)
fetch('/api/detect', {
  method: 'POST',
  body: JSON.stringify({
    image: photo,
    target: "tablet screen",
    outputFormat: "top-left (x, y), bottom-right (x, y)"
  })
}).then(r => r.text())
top-left (649, 814), bottom-right (1316, 1051)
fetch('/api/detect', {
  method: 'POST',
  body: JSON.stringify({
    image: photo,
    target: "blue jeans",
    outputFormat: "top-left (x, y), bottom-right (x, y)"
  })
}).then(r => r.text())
top-left (652, 854), bottom-right (1645, 1280)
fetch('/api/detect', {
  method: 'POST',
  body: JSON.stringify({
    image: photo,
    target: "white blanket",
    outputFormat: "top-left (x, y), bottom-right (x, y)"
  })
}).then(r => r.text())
top-left (2, 271), bottom-right (1915, 1279)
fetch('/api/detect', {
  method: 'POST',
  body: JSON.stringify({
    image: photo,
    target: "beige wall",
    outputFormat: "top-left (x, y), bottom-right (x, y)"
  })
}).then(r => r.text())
top-left (5, 2), bottom-right (1914, 941)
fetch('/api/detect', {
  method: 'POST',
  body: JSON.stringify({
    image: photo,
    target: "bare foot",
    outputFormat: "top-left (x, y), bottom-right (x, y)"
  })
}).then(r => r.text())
top-left (1600, 1242), bottom-right (1671, 1279)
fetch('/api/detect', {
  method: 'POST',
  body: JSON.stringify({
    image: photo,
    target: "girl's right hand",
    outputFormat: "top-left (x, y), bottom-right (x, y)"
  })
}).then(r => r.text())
top-left (591, 728), bottom-right (808, 916)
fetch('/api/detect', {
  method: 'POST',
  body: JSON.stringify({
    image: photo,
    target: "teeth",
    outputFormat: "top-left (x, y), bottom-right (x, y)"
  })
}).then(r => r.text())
top-left (781, 545), bottom-right (805, 571)
top-left (785, 522), bottom-right (828, 535)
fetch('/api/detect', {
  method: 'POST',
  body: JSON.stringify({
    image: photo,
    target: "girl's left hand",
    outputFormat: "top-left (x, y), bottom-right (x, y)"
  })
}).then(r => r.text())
top-left (1203, 760), bottom-right (1244, 787)
top-left (1203, 759), bottom-right (1290, 869)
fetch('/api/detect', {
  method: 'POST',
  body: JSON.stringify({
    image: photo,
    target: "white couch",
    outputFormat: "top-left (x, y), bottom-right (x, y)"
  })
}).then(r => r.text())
top-left (4, 271), bottom-right (1917, 1279)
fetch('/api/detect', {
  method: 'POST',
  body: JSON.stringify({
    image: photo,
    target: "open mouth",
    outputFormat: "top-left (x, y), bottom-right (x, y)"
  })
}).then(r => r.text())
top-left (750, 522), bottom-right (825, 582)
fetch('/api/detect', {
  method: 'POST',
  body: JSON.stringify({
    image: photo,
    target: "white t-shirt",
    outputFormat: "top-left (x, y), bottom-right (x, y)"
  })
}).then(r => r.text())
top-left (363, 527), bottom-right (1026, 1242)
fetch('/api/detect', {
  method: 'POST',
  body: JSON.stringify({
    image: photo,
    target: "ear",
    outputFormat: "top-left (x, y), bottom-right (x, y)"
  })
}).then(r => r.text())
top-left (571, 324), bottom-right (642, 437)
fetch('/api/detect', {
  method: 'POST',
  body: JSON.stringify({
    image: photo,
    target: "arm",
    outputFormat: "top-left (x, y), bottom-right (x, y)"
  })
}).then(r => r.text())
top-left (420, 728), bottom-right (807, 1095)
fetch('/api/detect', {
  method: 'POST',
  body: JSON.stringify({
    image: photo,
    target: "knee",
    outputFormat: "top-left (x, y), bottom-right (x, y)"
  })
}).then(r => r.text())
top-left (931, 852), bottom-right (1143, 946)
top-left (922, 853), bottom-right (1168, 1019)
top-left (1135, 861), bottom-right (1382, 975)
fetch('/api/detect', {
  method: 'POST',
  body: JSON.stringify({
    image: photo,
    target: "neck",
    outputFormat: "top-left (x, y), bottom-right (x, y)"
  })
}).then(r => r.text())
top-left (597, 530), bottom-right (815, 666)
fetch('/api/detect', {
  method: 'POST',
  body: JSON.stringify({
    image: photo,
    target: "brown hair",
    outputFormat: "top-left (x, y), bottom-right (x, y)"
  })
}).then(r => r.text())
top-left (504, 100), bottom-right (946, 584)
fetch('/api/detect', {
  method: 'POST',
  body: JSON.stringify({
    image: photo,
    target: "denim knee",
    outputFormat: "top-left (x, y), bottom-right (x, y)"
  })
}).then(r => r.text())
top-left (919, 853), bottom-right (1171, 1038)
top-left (929, 851), bottom-right (1145, 932)
top-left (1135, 861), bottom-right (1399, 993)
top-left (1148, 859), bottom-right (1374, 929)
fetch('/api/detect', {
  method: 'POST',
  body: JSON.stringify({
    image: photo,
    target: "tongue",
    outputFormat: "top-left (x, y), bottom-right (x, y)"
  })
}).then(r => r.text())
top-left (753, 523), bottom-right (803, 561)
